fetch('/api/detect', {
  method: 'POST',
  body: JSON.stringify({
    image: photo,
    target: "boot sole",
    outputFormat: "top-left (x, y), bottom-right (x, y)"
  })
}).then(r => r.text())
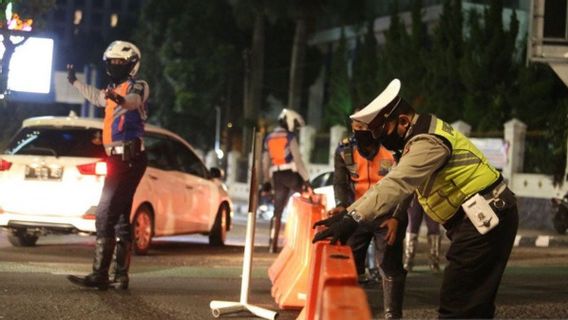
top-left (67, 275), bottom-right (110, 290)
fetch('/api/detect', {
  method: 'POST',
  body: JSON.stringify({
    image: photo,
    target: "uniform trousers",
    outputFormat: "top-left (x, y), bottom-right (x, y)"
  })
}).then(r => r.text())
top-left (95, 152), bottom-right (147, 240)
top-left (439, 202), bottom-right (518, 318)
top-left (348, 214), bottom-right (407, 277)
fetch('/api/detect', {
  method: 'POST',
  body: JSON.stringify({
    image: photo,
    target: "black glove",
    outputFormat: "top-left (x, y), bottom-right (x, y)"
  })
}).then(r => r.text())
top-left (312, 211), bottom-right (359, 245)
top-left (66, 64), bottom-right (77, 84)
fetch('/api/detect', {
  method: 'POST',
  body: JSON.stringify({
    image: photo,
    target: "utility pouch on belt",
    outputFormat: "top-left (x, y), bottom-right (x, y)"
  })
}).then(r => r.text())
top-left (462, 193), bottom-right (499, 235)
top-left (121, 140), bottom-right (140, 162)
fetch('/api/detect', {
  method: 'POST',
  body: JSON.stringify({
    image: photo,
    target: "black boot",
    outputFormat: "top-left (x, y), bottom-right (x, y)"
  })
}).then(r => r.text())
top-left (268, 216), bottom-right (281, 253)
top-left (67, 237), bottom-right (116, 290)
top-left (112, 238), bottom-right (132, 290)
top-left (382, 272), bottom-right (406, 319)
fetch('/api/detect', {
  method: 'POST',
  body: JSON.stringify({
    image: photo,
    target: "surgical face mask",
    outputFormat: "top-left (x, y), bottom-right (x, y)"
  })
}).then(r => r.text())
top-left (354, 130), bottom-right (379, 149)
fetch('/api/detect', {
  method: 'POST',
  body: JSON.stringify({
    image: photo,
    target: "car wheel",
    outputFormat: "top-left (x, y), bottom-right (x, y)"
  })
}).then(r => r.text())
top-left (209, 204), bottom-right (229, 246)
top-left (7, 229), bottom-right (38, 247)
top-left (133, 205), bottom-right (154, 255)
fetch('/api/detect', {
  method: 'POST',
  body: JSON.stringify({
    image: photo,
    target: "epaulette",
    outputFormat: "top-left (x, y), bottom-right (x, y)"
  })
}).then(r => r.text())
top-left (339, 137), bottom-right (355, 167)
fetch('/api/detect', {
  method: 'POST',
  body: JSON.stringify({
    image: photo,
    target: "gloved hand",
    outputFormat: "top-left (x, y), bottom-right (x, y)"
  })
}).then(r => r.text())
top-left (327, 206), bottom-right (346, 217)
top-left (66, 64), bottom-right (77, 84)
top-left (312, 210), bottom-right (358, 245)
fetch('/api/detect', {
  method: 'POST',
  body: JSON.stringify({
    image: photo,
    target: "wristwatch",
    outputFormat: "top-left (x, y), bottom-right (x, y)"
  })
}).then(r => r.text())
top-left (347, 210), bottom-right (364, 223)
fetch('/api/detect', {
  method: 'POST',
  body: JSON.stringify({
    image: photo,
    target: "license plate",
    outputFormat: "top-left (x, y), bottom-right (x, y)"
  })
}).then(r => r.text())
top-left (25, 165), bottom-right (63, 180)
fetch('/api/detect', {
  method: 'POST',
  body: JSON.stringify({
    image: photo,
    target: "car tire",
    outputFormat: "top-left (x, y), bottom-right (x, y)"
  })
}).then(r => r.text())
top-left (7, 229), bottom-right (38, 247)
top-left (209, 204), bottom-right (229, 246)
top-left (133, 205), bottom-right (154, 255)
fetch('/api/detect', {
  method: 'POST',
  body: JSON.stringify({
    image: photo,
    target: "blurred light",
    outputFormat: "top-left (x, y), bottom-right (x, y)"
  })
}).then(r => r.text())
top-left (0, 159), bottom-right (12, 171)
top-left (74, 10), bottom-right (82, 25)
top-left (0, 36), bottom-right (53, 94)
top-left (110, 13), bottom-right (118, 27)
top-left (77, 161), bottom-right (107, 176)
top-left (227, 122), bottom-right (233, 128)
top-left (215, 149), bottom-right (224, 159)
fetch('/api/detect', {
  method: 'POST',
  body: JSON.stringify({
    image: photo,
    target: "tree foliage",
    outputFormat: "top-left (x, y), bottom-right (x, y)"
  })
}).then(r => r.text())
top-left (134, 0), bottom-right (245, 149)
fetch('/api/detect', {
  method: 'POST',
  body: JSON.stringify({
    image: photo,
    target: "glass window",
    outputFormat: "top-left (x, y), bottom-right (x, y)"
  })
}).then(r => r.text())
top-left (170, 140), bottom-right (207, 178)
top-left (5, 127), bottom-right (106, 158)
top-left (144, 135), bottom-right (178, 171)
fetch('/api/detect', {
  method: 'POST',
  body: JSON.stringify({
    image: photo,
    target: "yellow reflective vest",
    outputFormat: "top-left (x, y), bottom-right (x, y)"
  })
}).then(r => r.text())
top-left (415, 117), bottom-right (500, 223)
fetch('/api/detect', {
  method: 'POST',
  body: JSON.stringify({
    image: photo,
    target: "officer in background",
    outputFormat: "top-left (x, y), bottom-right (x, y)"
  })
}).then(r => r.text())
top-left (329, 109), bottom-right (408, 319)
top-left (404, 194), bottom-right (442, 272)
top-left (313, 79), bottom-right (518, 318)
top-left (262, 108), bottom-right (311, 253)
top-left (66, 41), bottom-right (149, 290)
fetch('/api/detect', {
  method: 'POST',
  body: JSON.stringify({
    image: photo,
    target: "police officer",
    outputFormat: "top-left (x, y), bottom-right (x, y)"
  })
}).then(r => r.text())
top-left (66, 41), bottom-right (149, 290)
top-left (329, 111), bottom-right (408, 319)
top-left (313, 79), bottom-right (518, 318)
top-left (404, 194), bottom-right (442, 272)
top-left (262, 108), bottom-right (311, 253)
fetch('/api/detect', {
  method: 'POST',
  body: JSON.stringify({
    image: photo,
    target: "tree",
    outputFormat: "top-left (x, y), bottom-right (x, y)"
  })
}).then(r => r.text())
top-left (324, 29), bottom-right (351, 128)
top-left (135, 0), bottom-right (245, 149)
top-left (351, 20), bottom-right (379, 108)
top-left (460, 0), bottom-right (519, 130)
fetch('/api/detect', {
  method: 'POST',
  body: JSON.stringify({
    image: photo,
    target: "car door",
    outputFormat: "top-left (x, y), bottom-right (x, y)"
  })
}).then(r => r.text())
top-left (170, 139), bottom-right (212, 233)
top-left (143, 134), bottom-right (188, 235)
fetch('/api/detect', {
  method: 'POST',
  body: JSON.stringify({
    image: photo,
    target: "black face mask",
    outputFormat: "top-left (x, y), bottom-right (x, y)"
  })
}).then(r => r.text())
top-left (381, 120), bottom-right (407, 151)
top-left (353, 130), bottom-right (379, 150)
top-left (106, 63), bottom-right (132, 84)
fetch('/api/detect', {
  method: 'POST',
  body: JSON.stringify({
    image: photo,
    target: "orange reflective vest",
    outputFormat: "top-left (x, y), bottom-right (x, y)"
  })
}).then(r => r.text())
top-left (265, 127), bottom-right (294, 166)
top-left (102, 81), bottom-right (145, 146)
top-left (341, 141), bottom-right (395, 200)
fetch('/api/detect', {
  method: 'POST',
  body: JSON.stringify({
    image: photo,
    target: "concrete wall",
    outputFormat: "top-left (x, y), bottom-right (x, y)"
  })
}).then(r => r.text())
top-left (224, 118), bottom-right (568, 231)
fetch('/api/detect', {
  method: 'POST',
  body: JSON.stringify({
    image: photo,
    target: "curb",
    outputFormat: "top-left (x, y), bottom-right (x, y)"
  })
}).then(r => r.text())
top-left (514, 234), bottom-right (568, 247)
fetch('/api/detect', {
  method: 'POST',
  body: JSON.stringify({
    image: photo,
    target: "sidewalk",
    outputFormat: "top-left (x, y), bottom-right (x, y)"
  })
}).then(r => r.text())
top-left (231, 200), bottom-right (568, 248)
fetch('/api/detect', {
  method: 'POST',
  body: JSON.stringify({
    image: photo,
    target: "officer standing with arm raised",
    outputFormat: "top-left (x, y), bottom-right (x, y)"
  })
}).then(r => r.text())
top-left (313, 79), bottom-right (518, 318)
top-left (328, 109), bottom-right (408, 319)
top-left (262, 108), bottom-right (311, 253)
top-left (66, 41), bottom-right (149, 290)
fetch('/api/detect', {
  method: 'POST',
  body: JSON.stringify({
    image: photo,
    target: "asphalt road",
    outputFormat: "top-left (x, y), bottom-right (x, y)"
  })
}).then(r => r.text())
top-left (1, 218), bottom-right (568, 320)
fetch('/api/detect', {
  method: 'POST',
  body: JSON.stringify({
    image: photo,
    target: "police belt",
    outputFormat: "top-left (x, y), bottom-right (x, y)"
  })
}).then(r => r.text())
top-left (270, 162), bottom-right (297, 174)
top-left (105, 139), bottom-right (144, 157)
top-left (443, 175), bottom-right (508, 230)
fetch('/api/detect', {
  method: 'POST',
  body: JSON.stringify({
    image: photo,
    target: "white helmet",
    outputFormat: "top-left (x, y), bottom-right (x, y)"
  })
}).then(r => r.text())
top-left (278, 108), bottom-right (305, 132)
top-left (103, 40), bottom-right (141, 82)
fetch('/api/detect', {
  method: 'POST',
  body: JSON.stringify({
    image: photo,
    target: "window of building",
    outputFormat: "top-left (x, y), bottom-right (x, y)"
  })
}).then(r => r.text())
top-left (110, 13), bottom-right (118, 28)
top-left (74, 10), bottom-right (82, 25)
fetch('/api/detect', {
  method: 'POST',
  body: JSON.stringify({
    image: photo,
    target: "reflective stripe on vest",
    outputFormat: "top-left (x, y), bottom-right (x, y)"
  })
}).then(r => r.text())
top-left (266, 130), bottom-right (293, 166)
top-left (344, 145), bottom-right (395, 200)
top-left (416, 117), bottom-right (500, 223)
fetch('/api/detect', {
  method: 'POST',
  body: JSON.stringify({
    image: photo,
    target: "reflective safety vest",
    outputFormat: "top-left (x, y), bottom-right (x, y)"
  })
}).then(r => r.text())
top-left (340, 139), bottom-right (395, 200)
top-left (265, 127), bottom-right (295, 166)
top-left (414, 116), bottom-right (500, 223)
top-left (103, 80), bottom-right (146, 146)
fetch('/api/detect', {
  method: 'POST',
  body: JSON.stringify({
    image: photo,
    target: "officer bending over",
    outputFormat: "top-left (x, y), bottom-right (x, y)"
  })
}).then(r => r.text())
top-left (313, 79), bottom-right (518, 319)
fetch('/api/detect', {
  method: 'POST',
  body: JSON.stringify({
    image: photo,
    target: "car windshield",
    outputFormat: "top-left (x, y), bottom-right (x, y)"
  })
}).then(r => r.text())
top-left (4, 126), bottom-right (106, 158)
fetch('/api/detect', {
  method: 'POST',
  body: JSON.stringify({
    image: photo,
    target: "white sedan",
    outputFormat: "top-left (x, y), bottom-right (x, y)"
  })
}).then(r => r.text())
top-left (0, 114), bottom-right (232, 255)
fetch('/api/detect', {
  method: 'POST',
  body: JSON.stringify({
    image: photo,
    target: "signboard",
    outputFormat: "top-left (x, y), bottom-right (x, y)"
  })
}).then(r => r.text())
top-left (0, 35), bottom-right (54, 94)
top-left (470, 138), bottom-right (508, 170)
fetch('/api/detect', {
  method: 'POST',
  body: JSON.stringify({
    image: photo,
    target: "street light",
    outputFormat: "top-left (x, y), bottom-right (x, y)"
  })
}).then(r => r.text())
top-left (215, 106), bottom-right (223, 160)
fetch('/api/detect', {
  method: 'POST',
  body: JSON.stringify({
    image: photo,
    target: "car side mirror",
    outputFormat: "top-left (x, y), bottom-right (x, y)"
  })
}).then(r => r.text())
top-left (210, 167), bottom-right (224, 179)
